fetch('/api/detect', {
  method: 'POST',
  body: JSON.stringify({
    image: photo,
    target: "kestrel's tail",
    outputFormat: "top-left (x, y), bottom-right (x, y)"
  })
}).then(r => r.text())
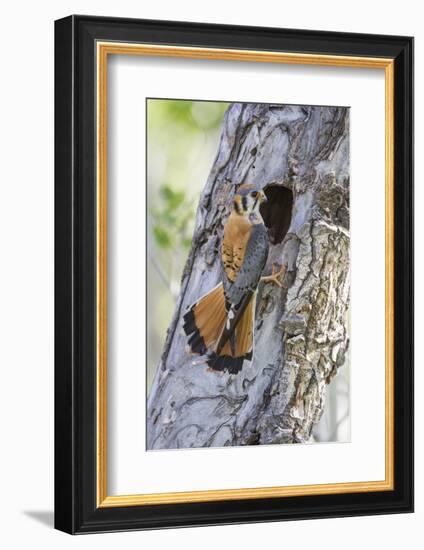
top-left (182, 283), bottom-right (254, 374)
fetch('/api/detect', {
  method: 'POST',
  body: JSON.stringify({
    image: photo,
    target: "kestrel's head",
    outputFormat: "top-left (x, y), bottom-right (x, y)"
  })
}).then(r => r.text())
top-left (233, 183), bottom-right (267, 215)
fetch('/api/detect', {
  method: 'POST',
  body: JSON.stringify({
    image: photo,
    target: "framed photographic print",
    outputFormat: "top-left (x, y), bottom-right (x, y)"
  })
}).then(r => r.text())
top-left (54, 15), bottom-right (414, 534)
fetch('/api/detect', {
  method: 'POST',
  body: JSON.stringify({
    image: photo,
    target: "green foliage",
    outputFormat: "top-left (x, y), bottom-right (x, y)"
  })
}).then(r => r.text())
top-left (160, 184), bottom-right (185, 209)
top-left (148, 99), bottom-right (229, 132)
top-left (151, 183), bottom-right (195, 251)
top-left (153, 225), bottom-right (172, 249)
top-left (148, 100), bottom-right (229, 256)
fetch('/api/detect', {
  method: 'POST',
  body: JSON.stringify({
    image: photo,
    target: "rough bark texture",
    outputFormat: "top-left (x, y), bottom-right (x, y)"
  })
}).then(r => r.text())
top-left (147, 103), bottom-right (350, 449)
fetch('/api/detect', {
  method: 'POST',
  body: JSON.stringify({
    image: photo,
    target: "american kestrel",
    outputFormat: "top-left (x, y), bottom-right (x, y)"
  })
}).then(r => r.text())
top-left (183, 184), bottom-right (285, 374)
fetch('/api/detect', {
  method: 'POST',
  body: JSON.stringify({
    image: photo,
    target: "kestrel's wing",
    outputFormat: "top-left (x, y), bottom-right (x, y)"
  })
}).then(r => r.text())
top-left (217, 223), bottom-right (269, 356)
top-left (224, 223), bottom-right (269, 306)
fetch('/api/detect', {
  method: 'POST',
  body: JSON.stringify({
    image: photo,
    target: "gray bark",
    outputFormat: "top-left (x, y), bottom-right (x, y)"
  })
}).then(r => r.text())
top-left (147, 103), bottom-right (350, 449)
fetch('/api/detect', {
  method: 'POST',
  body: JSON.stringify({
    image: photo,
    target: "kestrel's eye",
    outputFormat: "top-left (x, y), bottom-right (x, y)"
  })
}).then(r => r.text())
top-left (251, 191), bottom-right (258, 198)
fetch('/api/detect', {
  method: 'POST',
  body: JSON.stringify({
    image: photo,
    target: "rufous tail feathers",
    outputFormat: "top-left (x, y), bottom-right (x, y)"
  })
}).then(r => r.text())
top-left (182, 284), bottom-right (254, 374)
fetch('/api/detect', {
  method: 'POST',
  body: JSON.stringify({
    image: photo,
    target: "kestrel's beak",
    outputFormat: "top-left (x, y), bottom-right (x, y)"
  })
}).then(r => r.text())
top-left (260, 191), bottom-right (268, 203)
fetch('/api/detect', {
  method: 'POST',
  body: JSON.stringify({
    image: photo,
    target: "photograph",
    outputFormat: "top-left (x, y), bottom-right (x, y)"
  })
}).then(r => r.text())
top-left (51, 14), bottom-right (413, 534)
top-left (146, 99), bottom-right (351, 450)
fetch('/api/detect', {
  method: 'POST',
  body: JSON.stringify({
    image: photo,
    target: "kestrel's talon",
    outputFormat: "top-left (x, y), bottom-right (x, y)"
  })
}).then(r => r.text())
top-left (261, 263), bottom-right (286, 288)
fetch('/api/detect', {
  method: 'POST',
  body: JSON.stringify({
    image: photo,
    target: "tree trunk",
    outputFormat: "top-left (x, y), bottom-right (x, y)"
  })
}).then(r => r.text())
top-left (147, 103), bottom-right (350, 449)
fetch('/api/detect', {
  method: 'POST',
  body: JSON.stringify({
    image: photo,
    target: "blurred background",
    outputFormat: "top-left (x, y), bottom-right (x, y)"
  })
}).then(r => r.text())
top-left (146, 98), bottom-right (350, 443)
top-left (147, 99), bottom-right (229, 389)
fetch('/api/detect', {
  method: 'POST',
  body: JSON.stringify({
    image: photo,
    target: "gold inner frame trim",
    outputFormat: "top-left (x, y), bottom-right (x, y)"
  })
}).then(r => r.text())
top-left (96, 41), bottom-right (395, 508)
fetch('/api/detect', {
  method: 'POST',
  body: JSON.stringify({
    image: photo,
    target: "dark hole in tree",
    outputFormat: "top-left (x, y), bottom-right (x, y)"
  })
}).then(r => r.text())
top-left (260, 185), bottom-right (293, 245)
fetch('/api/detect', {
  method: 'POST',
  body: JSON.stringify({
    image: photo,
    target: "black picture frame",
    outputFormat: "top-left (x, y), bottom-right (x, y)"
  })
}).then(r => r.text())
top-left (55, 15), bottom-right (414, 534)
